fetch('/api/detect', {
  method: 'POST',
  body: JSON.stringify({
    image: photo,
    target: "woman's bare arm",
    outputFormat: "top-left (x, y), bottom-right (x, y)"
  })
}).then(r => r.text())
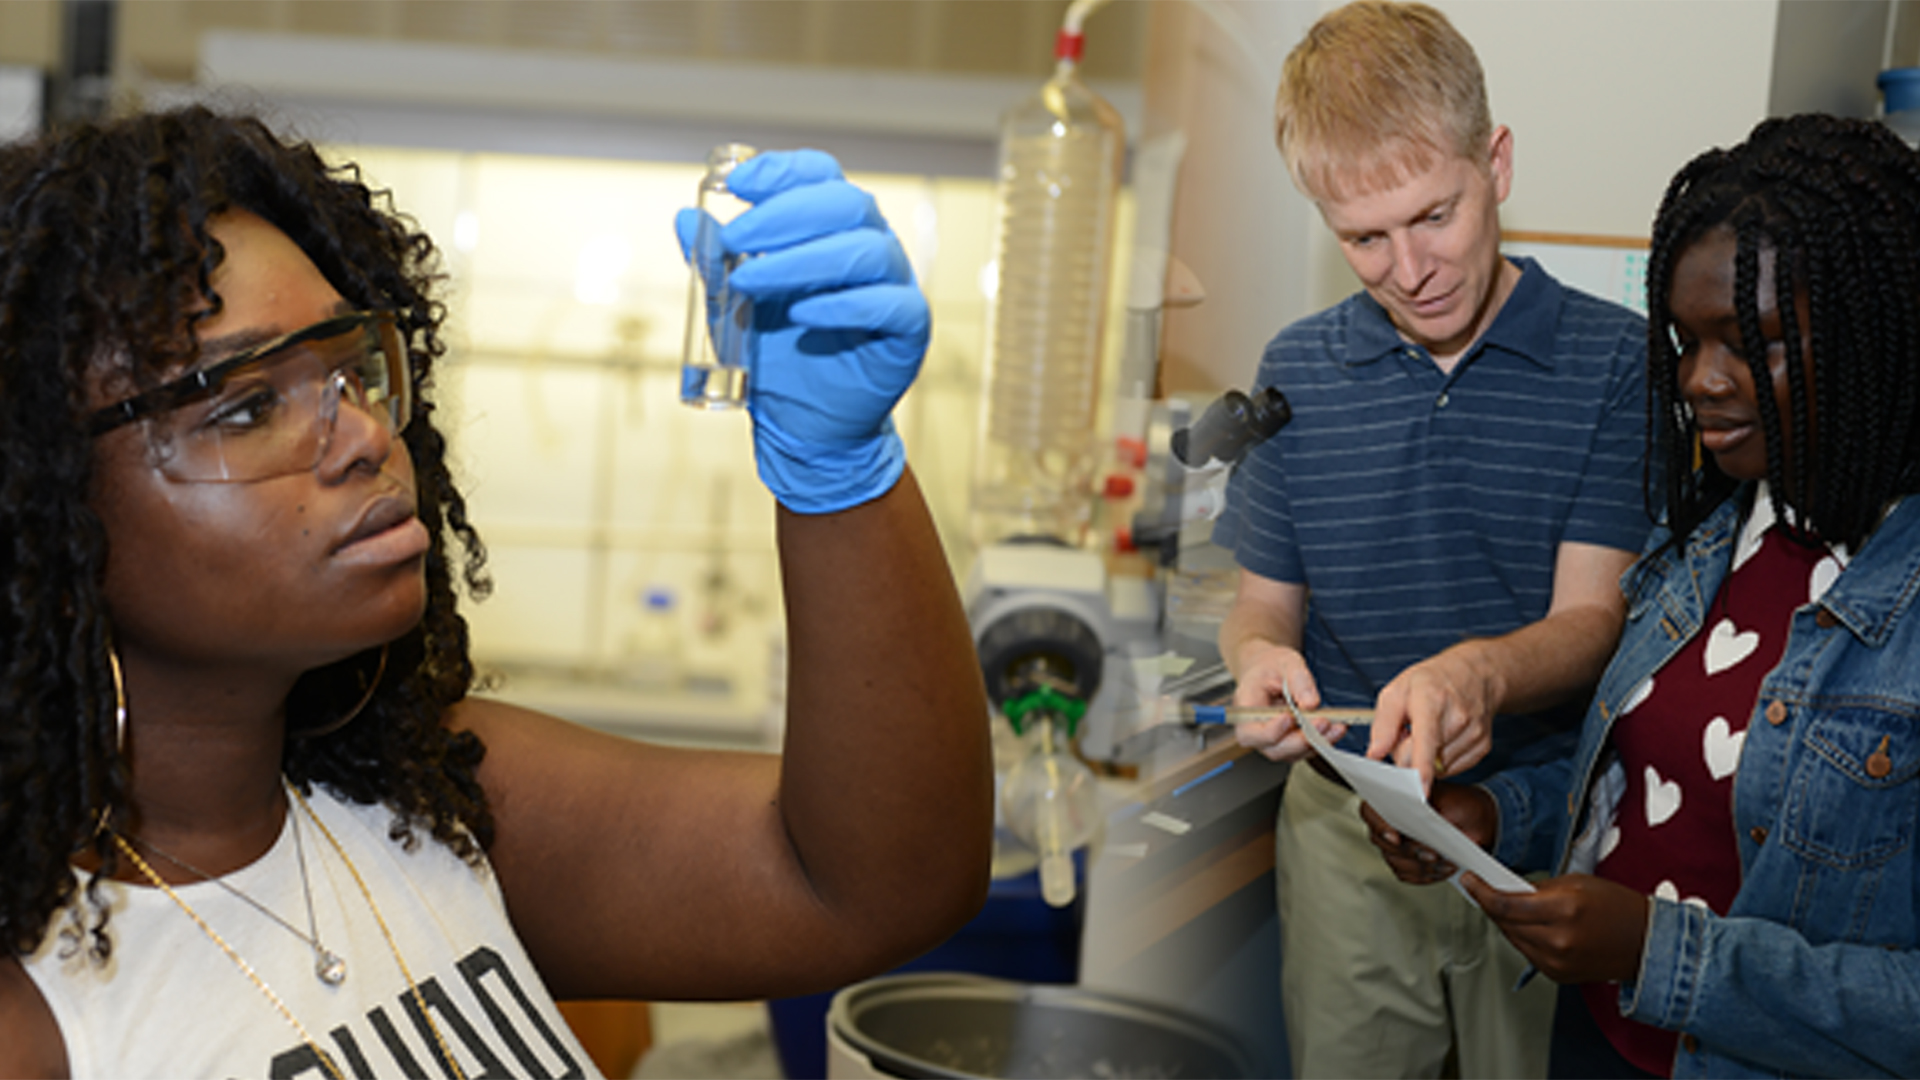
top-left (459, 467), bottom-right (993, 1000)
top-left (0, 956), bottom-right (68, 1078)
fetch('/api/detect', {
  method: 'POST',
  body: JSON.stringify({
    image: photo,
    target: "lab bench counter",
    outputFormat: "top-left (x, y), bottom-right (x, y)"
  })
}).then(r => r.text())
top-left (1080, 733), bottom-right (1293, 1076)
top-left (474, 666), bottom-right (777, 751)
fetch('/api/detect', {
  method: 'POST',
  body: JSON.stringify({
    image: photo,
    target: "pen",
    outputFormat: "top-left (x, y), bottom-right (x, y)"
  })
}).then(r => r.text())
top-left (1183, 703), bottom-right (1374, 726)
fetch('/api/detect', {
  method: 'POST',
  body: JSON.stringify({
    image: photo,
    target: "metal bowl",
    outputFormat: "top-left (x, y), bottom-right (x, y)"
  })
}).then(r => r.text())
top-left (827, 973), bottom-right (1254, 1079)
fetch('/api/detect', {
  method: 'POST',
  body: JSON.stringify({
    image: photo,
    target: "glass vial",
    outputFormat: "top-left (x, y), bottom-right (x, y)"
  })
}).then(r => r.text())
top-left (681, 143), bottom-right (758, 410)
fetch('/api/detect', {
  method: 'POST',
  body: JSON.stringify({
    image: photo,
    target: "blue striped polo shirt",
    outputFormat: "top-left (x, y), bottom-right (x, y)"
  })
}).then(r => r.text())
top-left (1213, 257), bottom-right (1650, 775)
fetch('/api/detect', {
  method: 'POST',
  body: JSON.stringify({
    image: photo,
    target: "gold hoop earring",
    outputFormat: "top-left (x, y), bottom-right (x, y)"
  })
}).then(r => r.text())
top-left (109, 642), bottom-right (127, 755)
top-left (288, 645), bottom-right (389, 740)
top-left (93, 640), bottom-right (128, 838)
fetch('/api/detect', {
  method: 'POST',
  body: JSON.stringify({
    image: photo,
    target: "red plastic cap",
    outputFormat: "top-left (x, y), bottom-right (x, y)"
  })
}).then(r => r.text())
top-left (1104, 474), bottom-right (1135, 499)
top-left (1055, 28), bottom-right (1085, 62)
top-left (1115, 436), bottom-right (1147, 470)
top-left (1113, 526), bottom-right (1136, 553)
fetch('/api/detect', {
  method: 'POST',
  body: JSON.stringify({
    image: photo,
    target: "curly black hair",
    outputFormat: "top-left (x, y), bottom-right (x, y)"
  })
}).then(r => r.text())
top-left (1645, 113), bottom-right (1920, 551)
top-left (0, 105), bottom-right (496, 961)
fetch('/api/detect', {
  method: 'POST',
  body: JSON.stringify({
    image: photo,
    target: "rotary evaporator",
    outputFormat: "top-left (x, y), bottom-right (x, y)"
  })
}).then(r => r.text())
top-left (961, 0), bottom-right (1132, 911)
top-left (960, 0), bottom-right (1299, 911)
top-left (814, 9), bottom-right (1292, 1075)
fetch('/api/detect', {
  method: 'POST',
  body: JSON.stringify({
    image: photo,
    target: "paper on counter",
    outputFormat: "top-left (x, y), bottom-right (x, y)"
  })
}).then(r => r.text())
top-left (1296, 716), bottom-right (1534, 896)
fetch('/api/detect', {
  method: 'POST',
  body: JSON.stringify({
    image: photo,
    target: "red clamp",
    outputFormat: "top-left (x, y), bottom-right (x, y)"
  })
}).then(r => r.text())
top-left (1055, 29), bottom-right (1086, 63)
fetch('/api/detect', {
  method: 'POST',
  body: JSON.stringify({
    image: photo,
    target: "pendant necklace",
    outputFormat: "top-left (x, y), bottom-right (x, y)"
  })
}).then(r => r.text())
top-left (112, 782), bottom-right (467, 1080)
top-left (113, 835), bottom-right (350, 1080)
top-left (289, 783), bottom-right (468, 1080)
top-left (124, 787), bottom-right (348, 986)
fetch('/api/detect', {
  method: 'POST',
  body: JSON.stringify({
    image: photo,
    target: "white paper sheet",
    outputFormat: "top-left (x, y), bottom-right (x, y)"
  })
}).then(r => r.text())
top-left (1296, 716), bottom-right (1535, 895)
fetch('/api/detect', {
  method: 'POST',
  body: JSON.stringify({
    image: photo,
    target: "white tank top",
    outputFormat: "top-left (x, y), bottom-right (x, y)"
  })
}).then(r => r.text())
top-left (22, 787), bottom-right (602, 1079)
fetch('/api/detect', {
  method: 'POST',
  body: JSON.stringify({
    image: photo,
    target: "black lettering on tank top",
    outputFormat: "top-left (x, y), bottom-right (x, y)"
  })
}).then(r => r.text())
top-left (327, 1025), bottom-right (378, 1079)
top-left (259, 946), bottom-right (584, 1078)
top-left (267, 1042), bottom-right (345, 1080)
top-left (367, 1004), bottom-right (430, 1077)
top-left (403, 974), bottom-right (513, 1077)
top-left (458, 946), bottom-right (585, 1078)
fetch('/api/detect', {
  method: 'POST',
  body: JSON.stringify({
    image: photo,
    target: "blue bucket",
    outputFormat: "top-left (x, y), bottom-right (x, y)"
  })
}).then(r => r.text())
top-left (1880, 67), bottom-right (1920, 115)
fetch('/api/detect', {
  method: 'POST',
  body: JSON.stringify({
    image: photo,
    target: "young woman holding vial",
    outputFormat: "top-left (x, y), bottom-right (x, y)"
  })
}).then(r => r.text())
top-left (0, 106), bottom-right (990, 1078)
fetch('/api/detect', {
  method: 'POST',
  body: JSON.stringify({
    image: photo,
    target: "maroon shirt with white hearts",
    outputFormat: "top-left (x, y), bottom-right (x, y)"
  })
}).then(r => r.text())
top-left (1584, 509), bottom-right (1842, 1076)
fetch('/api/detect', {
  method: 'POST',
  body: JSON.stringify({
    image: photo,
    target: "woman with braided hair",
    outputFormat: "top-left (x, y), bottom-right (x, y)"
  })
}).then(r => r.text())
top-left (1362, 113), bottom-right (1920, 1077)
top-left (0, 105), bottom-right (991, 1077)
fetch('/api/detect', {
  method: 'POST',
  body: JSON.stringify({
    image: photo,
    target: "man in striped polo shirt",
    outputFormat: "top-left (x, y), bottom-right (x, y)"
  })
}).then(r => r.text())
top-left (1211, 3), bottom-right (1649, 1077)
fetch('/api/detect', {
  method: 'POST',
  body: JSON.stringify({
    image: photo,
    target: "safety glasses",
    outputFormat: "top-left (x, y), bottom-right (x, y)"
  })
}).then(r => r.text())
top-left (89, 310), bottom-right (412, 482)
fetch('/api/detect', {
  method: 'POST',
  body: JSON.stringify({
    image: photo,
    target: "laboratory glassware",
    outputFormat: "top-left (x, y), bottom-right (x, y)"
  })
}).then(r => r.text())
top-left (1000, 713), bottom-right (1099, 908)
top-left (969, 33), bottom-right (1126, 546)
top-left (681, 143), bottom-right (758, 410)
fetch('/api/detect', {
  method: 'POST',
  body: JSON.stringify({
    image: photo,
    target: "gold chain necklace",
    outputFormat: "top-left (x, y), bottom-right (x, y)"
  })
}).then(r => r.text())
top-left (113, 835), bottom-right (350, 1080)
top-left (126, 801), bottom-right (348, 986)
top-left (112, 783), bottom-right (468, 1080)
top-left (287, 784), bottom-right (466, 1080)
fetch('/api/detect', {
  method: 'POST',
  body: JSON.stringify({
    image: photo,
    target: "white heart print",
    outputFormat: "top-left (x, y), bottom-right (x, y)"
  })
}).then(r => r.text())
top-left (1703, 717), bottom-right (1746, 781)
top-left (1731, 522), bottom-right (1765, 572)
top-left (1620, 677), bottom-right (1655, 716)
top-left (1655, 880), bottom-right (1710, 909)
top-left (1704, 618), bottom-right (1759, 676)
top-left (1645, 765), bottom-right (1682, 826)
top-left (1809, 555), bottom-right (1842, 604)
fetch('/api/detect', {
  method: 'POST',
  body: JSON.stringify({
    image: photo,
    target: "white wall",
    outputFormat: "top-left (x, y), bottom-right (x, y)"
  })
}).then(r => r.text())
top-left (0, 64), bottom-right (40, 142)
top-left (1447, 0), bottom-right (1777, 239)
top-left (1149, 1), bottom-right (1316, 395)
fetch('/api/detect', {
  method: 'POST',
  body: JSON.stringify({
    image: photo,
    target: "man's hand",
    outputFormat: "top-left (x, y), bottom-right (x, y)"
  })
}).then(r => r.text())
top-left (1361, 781), bottom-right (1495, 884)
top-left (1460, 872), bottom-right (1650, 984)
top-left (1365, 541), bottom-right (1636, 791)
top-left (1368, 640), bottom-right (1500, 790)
top-left (1229, 641), bottom-right (1349, 762)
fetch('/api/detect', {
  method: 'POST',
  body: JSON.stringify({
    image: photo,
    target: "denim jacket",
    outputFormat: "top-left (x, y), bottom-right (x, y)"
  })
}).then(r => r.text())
top-left (1482, 487), bottom-right (1920, 1078)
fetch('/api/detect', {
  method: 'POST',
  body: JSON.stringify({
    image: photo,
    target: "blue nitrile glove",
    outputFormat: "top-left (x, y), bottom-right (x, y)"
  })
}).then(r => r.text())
top-left (675, 149), bottom-right (929, 514)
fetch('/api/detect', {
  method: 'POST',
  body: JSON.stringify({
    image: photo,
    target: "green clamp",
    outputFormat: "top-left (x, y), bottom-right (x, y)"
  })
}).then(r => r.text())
top-left (1002, 686), bottom-right (1087, 737)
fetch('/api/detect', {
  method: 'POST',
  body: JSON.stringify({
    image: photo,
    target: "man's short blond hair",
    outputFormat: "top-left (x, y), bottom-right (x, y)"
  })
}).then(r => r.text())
top-left (1276, 1), bottom-right (1492, 201)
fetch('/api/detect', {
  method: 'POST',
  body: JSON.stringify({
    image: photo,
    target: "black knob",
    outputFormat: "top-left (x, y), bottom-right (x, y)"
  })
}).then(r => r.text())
top-left (1172, 387), bottom-right (1291, 467)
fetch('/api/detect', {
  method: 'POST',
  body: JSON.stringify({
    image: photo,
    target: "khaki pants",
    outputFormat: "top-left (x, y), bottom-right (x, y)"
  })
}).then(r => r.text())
top-left (1277, 765), bottom-right (1555, 1079)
